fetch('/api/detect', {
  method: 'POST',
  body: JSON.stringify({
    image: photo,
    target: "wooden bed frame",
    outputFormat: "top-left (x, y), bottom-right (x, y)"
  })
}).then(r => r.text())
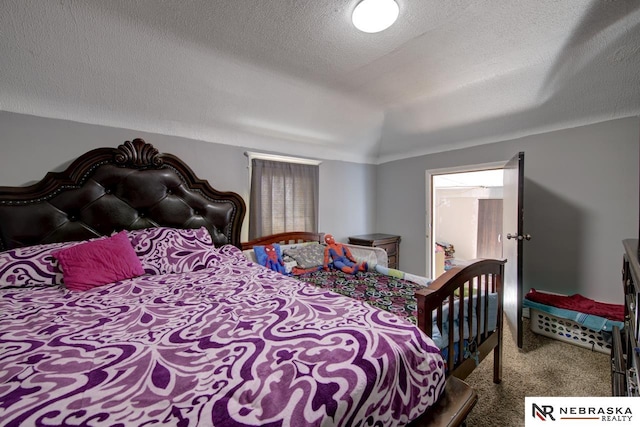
top-left (418, 259), bottom-right (505, 384)
top-left (0, 140), bottom-right (503, 427)
top-left (241, 231), bottom-right (325, 250)
top-left (243, 231), bottom-right (506, 426)
top-left (243, 231), bottom-right (505, 382)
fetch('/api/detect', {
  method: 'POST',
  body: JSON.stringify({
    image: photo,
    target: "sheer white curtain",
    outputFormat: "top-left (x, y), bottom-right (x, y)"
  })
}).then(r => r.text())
top-left (249, 159), bottom-right (319, 240)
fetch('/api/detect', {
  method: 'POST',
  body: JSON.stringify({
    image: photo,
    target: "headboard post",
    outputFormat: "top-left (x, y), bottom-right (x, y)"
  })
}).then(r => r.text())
top-left (0, 139), bottom-right (246, 251)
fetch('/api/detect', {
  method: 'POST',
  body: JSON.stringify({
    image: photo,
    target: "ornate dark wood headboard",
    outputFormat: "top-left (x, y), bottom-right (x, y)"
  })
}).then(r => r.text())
top-left (0, 139), bottom-right (246, 251)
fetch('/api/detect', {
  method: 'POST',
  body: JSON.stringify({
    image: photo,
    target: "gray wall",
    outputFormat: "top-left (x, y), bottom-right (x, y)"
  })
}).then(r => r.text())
top-left (0, 111), bottom-right (375, 243)
top-left (3, 111), bottom-right (639, 304)
top-left (377, 117), bottom-right (639, 304)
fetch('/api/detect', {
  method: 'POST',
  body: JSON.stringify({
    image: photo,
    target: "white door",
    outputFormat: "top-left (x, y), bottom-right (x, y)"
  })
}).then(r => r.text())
top-left (502, 152), bottom-right (528, 349)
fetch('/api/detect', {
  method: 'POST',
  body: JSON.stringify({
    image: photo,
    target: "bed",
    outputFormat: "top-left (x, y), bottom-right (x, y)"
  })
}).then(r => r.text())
top-left (0, 139), bottom-right (492, 427)
top-left (242, 232), bottom-right (506, 383)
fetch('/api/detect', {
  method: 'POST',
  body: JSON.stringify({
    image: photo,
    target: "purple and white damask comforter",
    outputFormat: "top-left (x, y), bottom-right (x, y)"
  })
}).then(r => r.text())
top-left (0, 245), bottom-right (445, 426)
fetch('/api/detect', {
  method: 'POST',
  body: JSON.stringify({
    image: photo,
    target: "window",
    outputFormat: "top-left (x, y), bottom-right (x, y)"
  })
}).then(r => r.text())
top-left (248, 155), bottom-right (320, 240)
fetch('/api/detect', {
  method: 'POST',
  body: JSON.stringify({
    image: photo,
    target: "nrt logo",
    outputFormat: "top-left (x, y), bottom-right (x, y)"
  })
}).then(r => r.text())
top-left (532, 403), bottom-right (556, 421)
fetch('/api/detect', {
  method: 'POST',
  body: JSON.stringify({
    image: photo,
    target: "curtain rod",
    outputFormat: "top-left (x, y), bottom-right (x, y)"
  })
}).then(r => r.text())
top-left (244, 151), bottom-right (322, 166)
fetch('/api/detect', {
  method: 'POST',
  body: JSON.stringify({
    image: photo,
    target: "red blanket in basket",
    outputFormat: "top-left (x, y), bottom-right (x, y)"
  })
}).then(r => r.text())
top-left (525, 289), bottom-right (624, 322)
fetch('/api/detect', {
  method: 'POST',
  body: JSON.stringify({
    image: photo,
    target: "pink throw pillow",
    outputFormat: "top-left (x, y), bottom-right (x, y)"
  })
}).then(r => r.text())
top-left (54, 231), bottom-right (144, 291)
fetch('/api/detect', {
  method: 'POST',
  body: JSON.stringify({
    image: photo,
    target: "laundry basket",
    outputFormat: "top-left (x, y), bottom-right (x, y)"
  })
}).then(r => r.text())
top-left (529, 308), bottom-right (612, 354)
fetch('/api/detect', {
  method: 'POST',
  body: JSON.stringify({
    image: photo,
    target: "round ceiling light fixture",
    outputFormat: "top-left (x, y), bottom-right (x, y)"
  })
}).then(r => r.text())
top-left (352, 0), bottom-right (399, 33)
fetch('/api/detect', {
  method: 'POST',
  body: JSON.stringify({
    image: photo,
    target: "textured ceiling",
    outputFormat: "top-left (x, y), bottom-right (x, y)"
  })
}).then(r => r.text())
top-left (1, 0), bottom-right (639, 163)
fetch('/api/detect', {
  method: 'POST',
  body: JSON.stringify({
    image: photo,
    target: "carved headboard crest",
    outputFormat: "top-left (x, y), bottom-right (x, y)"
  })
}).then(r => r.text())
top-left (115, 139), bottom-right (163, 168)
top-left (0, 139), bottom-right (246, 251)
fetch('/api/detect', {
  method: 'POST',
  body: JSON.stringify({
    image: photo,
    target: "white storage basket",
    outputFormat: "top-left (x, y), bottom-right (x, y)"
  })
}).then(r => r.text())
top-left (529, 308), bottom-right (612, 354)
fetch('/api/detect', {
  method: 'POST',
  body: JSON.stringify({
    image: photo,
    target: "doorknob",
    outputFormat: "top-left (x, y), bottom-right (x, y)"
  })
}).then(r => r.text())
top-left (506, 233), bottom-right (531, 241)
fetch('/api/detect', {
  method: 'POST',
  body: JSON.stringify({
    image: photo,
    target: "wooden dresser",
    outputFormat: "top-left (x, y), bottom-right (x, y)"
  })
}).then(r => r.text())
top-left (616, 239), bottom-right (640, 396)
top-left (348, 233), bottom-right (401, 269)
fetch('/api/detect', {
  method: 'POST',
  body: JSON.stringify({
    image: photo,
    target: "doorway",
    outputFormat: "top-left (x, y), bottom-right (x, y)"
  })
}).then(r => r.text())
top-left (429, 168), bottom-right (504, 278)
top-left (426, 154), bottom-right (526, 348)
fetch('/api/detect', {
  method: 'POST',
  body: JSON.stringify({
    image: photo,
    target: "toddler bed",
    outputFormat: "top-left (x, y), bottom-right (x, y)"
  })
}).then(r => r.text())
top-left (242, 232), bottom-right (506, 383)
top-left (0, 139), bottom-right (482, 427)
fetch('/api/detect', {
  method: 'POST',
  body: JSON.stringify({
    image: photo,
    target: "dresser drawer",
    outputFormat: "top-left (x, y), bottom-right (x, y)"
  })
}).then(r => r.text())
top-left (387, 255), bottom-right (398, 269)
top-left (612, 325), bottom-right (625, 396)
top-left (377, 242), bottom-right (397, 256)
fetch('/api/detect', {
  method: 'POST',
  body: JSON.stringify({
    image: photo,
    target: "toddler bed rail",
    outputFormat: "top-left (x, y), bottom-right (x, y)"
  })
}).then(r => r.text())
top-left (416, 259), bottom-right (505, 383)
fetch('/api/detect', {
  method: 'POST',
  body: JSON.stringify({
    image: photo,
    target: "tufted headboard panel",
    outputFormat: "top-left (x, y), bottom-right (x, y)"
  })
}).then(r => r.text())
top-left (0, 139), bottom-right (246, 251)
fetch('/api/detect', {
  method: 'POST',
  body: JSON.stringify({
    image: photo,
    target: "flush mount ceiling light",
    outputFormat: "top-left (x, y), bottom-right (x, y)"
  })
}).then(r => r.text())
top-left (352, 0), bottom-right (399, 33)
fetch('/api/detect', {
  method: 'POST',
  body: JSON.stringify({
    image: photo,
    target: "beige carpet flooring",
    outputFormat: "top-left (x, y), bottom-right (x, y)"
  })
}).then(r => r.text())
top-left (463, 317), bottom-right (611, 426)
